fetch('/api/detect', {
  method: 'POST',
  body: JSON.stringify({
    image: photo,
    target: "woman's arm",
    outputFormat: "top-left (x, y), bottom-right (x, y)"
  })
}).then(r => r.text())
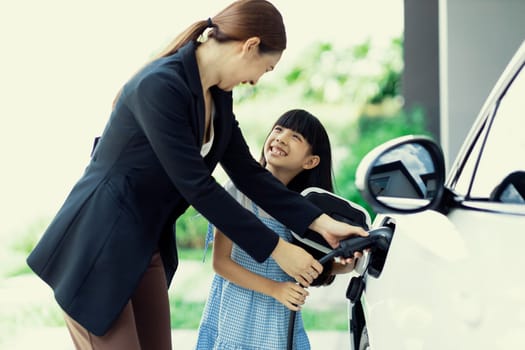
top-left (127, 72), bottom-right (321, 285)
top-left (213, 228), bottom-right (308, 311)
top-left (124, 70), bottom-right (282, 263)
top-left (219, 121), bottom-right (368, 266)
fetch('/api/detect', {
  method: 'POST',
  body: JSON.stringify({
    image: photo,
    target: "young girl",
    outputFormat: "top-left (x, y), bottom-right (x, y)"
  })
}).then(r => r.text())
top-left (196, 109), bottom-right (357, 350)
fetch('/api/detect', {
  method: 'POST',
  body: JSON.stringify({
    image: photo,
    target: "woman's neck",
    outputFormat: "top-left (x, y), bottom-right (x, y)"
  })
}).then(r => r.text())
top-left (195, 40), bottom-right (233, 91)
top-left (195, 43), bottom-right (216, 91)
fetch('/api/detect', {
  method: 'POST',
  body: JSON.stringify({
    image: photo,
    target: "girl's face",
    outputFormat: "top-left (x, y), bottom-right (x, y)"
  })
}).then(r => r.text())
top-left (263, 125), bottom-right (320, 181)
top-left (218, 38), bottom-right (282, 91)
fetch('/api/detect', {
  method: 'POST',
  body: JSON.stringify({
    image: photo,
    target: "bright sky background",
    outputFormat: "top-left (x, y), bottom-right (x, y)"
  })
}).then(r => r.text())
top-left (0, 0), bottom-right (402, 239)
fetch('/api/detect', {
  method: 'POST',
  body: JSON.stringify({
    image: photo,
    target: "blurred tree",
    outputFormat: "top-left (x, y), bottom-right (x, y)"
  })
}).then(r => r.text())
top-left (334, 107), bottom-right (430, 218)
top-left (175, 207), bottom-right (208, 249)
top-left (282, 38), bottom-right (403, 106)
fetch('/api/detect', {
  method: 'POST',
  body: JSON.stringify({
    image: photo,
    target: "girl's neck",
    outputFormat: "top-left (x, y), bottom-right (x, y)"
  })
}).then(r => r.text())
top-left (266, 165), bottom-right (299, 186)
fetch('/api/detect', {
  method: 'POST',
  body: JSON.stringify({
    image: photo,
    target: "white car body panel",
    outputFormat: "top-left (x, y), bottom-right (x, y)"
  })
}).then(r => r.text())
top-left (364, 208), bottom-right (525, 349)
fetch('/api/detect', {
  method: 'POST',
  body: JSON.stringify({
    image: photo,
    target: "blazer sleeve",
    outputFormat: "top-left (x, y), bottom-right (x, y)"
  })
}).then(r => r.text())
top-left (220, 117), bottom-right (323, 236)
top-left (123, 70), bottom-right (280, 262)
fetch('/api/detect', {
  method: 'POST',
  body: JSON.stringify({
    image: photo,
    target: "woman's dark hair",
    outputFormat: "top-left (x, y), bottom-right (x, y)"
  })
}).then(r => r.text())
top-left (158, 0), bottom-right (286, 58)
top-left (260, 109), bottom-right (334, 193)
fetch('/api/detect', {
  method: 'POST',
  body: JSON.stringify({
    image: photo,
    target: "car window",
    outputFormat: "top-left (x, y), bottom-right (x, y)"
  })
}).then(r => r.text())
top-left (469, 64), bottom-right (525, 202)
top-left (452, 119), bottom-right (487, 195)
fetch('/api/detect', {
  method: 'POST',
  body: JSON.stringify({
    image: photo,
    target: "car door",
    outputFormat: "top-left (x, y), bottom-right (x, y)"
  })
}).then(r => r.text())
top-left (361, 46), bottom-right (525, 349)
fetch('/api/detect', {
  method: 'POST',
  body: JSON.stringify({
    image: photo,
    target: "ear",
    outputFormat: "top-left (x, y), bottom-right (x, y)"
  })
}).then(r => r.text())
top-left (302, 155), bottom-right (320, 170)
top-left (241, 37), bottom-right (261, 55)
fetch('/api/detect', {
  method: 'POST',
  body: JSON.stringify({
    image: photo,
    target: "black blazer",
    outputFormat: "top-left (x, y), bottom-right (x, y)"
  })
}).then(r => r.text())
top-left (26, 41), bottom-right (322, 336)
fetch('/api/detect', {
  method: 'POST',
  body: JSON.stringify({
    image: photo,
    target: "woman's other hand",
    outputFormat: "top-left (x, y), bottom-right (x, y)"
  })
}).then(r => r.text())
top-left (271, 239), bottom-right (322, 287)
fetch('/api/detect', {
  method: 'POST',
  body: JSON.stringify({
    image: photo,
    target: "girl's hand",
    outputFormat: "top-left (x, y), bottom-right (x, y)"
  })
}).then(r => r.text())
top-left (335, 249), bottom-right (364, 268)
top-left (271, 281), bottom-right (309, 311)
top-left (332, 257), bottom-right (356, 274)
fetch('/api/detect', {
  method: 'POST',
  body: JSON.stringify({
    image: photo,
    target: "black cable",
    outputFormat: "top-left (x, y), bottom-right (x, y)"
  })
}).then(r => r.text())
top-left (286, 250), bottom-right (342, 350)
top-left (287, 308), bottom-right (296, 350)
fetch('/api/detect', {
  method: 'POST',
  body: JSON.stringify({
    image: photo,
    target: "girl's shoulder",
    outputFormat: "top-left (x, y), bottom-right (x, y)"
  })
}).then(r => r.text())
top-left (225, 180), bottom-right (276, 220)
top-left (224, 180), bottom-right (252, 209)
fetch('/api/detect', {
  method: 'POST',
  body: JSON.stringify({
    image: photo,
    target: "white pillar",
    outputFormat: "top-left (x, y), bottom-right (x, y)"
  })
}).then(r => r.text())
top-left (439, 0), bottom-right (525, 168)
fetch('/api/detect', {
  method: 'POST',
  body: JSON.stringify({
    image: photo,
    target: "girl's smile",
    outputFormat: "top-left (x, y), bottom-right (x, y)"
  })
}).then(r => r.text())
top-left (269, 144), bottom-right (287, 157)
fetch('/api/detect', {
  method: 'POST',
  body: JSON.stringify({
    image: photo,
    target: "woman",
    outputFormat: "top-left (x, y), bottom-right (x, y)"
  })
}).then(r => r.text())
top-left (27, 1), bottom-right (367, 349)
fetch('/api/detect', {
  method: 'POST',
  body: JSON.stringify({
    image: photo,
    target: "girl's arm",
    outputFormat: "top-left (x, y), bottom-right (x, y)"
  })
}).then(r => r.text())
top-left (213, 228), bottom-right (309, 311)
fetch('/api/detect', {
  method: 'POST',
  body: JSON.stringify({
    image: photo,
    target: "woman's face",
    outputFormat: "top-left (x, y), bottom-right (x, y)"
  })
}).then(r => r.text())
top-left (218, 39), bottom-right (282, 91)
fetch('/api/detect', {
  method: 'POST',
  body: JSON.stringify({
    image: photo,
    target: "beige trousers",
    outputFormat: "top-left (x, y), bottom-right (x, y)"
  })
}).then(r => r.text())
top-left (64, 252), bottom-right (172, 350)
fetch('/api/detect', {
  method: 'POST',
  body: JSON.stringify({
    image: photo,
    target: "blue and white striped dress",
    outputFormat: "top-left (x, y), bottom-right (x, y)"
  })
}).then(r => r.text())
top-left (195, 184), bottom-right (310, 350)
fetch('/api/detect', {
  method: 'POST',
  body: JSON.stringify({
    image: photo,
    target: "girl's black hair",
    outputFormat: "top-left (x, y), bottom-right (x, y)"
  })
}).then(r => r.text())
top-left (260, 109), bottom-right (334, 193)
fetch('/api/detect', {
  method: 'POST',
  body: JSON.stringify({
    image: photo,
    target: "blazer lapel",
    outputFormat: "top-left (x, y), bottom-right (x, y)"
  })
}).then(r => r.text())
top-left (206, 86), bottom-right (233, 165)
top-left (180, 42), bottom-right (205, 146)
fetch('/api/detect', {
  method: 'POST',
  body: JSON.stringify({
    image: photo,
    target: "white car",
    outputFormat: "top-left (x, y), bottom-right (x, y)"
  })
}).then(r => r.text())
top-left (350, 39), bottom-right (525, 349)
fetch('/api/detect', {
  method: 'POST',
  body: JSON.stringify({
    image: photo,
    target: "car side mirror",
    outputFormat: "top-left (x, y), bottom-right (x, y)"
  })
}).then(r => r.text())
top-left (355, 135), bottom-right (446, 213)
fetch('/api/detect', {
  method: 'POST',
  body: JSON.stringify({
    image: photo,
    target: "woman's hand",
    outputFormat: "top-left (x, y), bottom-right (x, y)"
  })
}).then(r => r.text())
top-left (270, 280), bottom-right (309, 311)
top-left (271, 239), bottom-right (322, 287)
top-left (309, 213), bottom-right (368, 249)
